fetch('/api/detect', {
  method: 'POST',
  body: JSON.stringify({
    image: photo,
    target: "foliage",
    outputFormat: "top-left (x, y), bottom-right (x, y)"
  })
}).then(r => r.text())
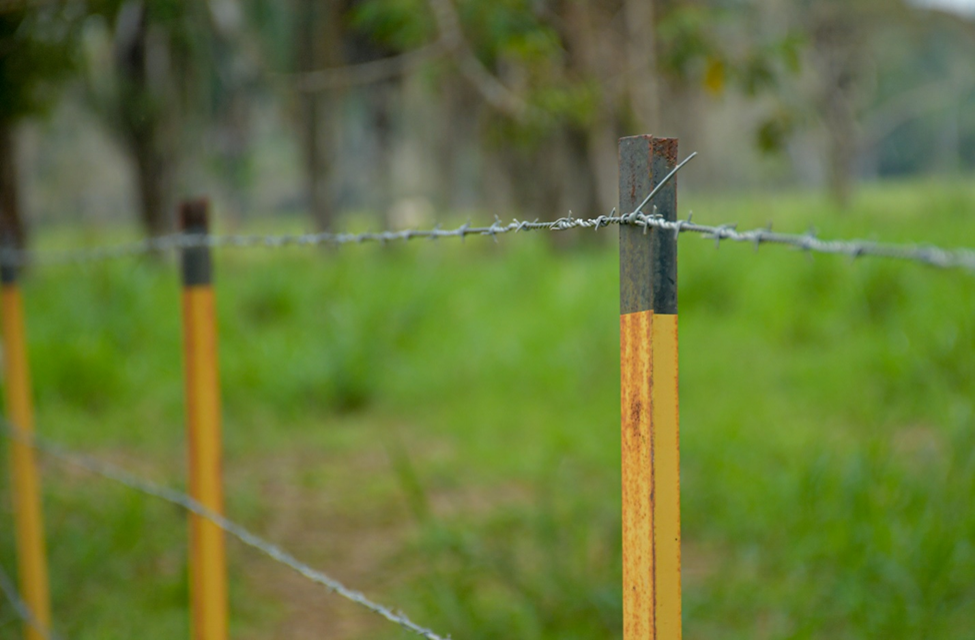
top-left (347, 0), bottom-right (807, 152)
top-left (0, 5), bottom-right (78, 123)
top-left (80, 0), bottom-right (222, 127)
top-left (1, 178), bottom-right (975, 637)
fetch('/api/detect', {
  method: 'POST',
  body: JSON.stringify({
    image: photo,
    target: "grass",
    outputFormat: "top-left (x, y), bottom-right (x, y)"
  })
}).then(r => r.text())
top-left (1, 176), bottom-right (975, 639)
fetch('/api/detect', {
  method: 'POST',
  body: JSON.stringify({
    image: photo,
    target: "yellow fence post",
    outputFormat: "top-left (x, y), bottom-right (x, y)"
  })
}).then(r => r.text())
top-left (619, 135), bottom-right (682, 639)
top-left (179, 199), bottom-right (228, 640)
top-left (1, 236), bottom-right (52, 640)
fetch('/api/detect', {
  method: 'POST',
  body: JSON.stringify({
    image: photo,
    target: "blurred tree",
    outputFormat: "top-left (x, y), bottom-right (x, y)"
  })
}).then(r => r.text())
top-left (349, 0), bottom-right (803, 216)
top-left (83, 0), bottom-right (217, 236)
top-left (247, 0), bottom-right (364, 230)
top-left (206, 0), bottom-right (261, 219)
top-left (294, 0), bottom-right (344, 231)
top-left (858, 6), bottom-right (975, 178)
top-left (625, 0), bottom-right (661, 133)
top-left (762, 0), bottom-right (917, 206)
top-left (0, 4), bottom-right (76, 248)
top-left (804, 1), bottom-right (875, 208)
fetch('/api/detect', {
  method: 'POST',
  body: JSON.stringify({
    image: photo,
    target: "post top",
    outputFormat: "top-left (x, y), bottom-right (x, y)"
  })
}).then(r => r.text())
top-left (0, 224), bottom-right (19, 284)
top-left (619, 135), bottom-right (679, 315)
top-left (618, 135), bottom-right (679, 167)
top-left (179, 198), bottom-right (210, 234)
top-left (179, 198), bottom-right (212, 286)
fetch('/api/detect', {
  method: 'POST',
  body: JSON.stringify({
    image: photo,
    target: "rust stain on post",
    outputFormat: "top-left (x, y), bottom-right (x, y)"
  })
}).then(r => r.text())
top-left (621, 311), bottom-right (681, 639)
top-left (621, 309), bottom-right (655, 637)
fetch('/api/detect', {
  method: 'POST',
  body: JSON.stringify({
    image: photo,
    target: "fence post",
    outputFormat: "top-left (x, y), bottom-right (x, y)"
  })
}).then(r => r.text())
top-left (1, 235), bottom-right (52, 640)
top-left (179, 199), bottom-right (228, 640)
top-left (619, 135), bottom-right (681, 639)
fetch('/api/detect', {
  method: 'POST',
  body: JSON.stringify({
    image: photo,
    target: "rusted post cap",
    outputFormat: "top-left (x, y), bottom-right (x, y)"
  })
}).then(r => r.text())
top-left (179, 198), bottom-right (210, 234)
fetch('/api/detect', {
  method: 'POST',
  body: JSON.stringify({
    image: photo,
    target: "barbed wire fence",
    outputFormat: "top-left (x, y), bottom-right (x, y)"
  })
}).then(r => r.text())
top-left (0, 561), bottom-right (57, 640)
top-left (1, 146), bottom-right (973, 640)
top-left (0, 420), bottom-right (451, 640)
top-left (4, 206), bottom-right (975, 272)
top-left (0, 155), bottom-right (974, 273)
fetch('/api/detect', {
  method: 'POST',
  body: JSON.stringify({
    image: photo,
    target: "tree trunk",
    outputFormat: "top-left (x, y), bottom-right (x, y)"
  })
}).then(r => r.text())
top-left (132, 124), bottom-right (173, 236)
top-left (296, 0), bottom-right (343, 232)
top-left (0, 118), bottom-right (25, 248)
top-left (811, 7), bottom-right (861, 209)
top-left (562, 0), bottom-right (619, 215)
top-left (114, 1), bottom-right (177, 236)
top-left (824, 89), bottom-right (856, 209)
top-left (624, 0), bottom-right (661, 134)
top-left (587, 110), bottom-right (621, 215)
top-left (299, 88), bottom-right (328, 229)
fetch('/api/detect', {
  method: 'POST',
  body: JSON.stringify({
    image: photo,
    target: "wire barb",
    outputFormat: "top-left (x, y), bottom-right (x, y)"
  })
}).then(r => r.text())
top-left (0, 422), bottom-right (450, 640)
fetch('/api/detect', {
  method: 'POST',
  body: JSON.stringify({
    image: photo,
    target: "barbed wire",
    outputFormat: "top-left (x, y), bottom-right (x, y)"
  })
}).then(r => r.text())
top-left (650, 210), bottom-right (975, 272)
top-left (0, 561), bottom-right (60, 640)
top-left (0, 422), bottom-right (450, 640)
top-left (10, 207), bottom-right (975, 273)
top-left (2, 153), bottom-right (974, 274)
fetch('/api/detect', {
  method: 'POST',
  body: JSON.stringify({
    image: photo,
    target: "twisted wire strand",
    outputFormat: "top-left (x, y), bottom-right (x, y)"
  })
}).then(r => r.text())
top-left (0, 561), bottom-right (60, 640)
top-left (0, 422), bottom-right (449, 640)
top-left (7, 213), bottom-right (975, 272)
top-left (1, 152), bottom-right (973, 274)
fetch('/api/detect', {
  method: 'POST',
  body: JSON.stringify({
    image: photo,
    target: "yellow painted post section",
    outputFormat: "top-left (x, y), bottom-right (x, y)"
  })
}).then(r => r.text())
top-left (1, 285), bottom-right (52, 640)
top-left (182, 286), bottom-right (228, 640)
top-left (621, 311), bottom-right (681, 639)
top-left (652, 313), bottom-right (681, 638)
top-left (621, 310), bottom-right (654, 638)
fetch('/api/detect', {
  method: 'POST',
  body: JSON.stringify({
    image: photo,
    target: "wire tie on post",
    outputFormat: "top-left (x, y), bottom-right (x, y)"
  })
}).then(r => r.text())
top-left (641, 205), bottom-right (656, 235)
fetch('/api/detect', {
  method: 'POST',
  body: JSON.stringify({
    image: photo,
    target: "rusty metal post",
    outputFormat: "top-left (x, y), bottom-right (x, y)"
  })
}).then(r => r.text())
top-left (1, 235), bottom-right (53, 640)
top-left (619, 135), bottom-right (681, 639)
top-left (179, 199), bottom-right (228, 640)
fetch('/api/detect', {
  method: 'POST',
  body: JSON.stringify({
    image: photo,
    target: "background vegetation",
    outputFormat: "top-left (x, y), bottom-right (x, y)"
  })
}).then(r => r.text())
top-left (4, 0), bottom-right (975, 238)
top-left (2, 179), bottom-right (975, 638)
top-left (1, 0), bottom-right (975, 638)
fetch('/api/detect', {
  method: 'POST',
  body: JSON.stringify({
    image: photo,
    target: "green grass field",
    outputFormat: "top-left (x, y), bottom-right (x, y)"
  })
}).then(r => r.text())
top-left (2, 177), bottom-right (975, 639)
